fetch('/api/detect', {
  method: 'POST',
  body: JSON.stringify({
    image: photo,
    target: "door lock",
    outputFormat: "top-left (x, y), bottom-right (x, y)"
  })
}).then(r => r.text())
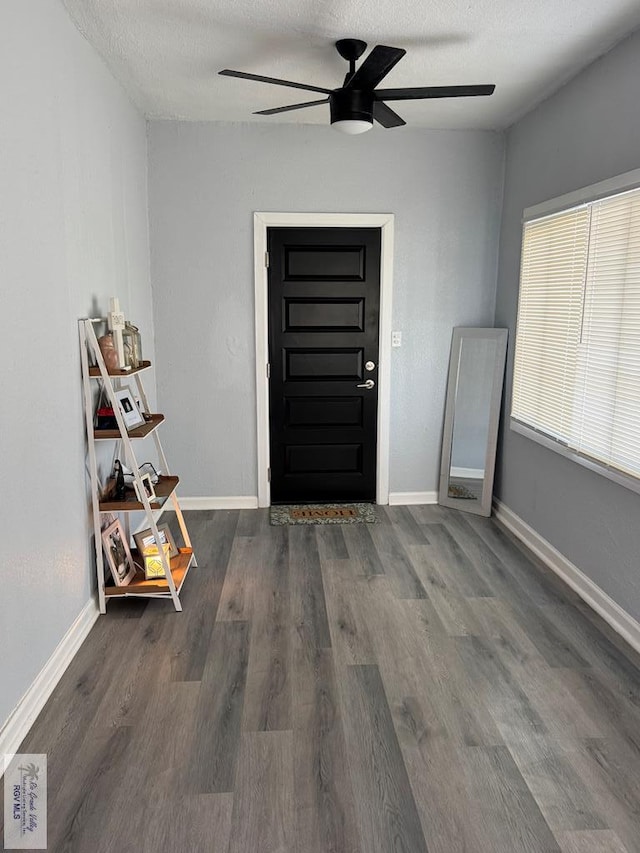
top-left (356, 379), bottom-right (375, 389)
top-left (365, 360), bottom-right (376, 372)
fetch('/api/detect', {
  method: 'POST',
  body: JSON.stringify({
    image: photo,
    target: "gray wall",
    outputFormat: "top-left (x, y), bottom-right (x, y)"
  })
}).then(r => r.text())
top-left (494, 28), bottom-right (640, 620)
top-left (0, 0), bottom-right (154, 731)
top-left (148, 122), bottom-right (504, 498)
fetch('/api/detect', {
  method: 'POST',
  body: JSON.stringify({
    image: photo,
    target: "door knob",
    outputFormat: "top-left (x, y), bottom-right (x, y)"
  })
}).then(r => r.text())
top-left (357, 379), bottom-right (375, 389)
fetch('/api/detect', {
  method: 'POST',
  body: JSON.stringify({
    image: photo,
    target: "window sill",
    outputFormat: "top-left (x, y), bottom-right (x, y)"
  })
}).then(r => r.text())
top-left (510, 418), bottom-right (640, 498)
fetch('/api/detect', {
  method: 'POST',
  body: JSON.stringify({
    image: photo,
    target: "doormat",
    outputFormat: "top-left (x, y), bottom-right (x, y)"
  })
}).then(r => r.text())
top-left (270, 503), bottom-right (377, 526)
top-left (448, 484), bottom-right (477, 500)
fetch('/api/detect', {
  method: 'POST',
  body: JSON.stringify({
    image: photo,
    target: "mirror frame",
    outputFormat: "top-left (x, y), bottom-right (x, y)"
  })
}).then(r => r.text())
top-left (438, 327), bottom-right (508, 517)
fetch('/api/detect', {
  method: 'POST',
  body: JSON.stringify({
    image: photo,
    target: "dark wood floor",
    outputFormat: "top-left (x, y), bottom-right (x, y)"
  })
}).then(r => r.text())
top-left (8, 505), bottom-right (640, 852)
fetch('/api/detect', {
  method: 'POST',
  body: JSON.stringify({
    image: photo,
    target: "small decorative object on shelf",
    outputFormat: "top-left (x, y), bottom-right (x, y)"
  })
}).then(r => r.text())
top-left (79, 315), bottom-right (197, 613)
top-left (123, 322), bottom-right (142, 370)
top-left (97, 333), bottom-right (120, 372)
top-left (101, 518), bottom-right (136, 586)
top-left (94, 386), bottom-right (117, 430)
top-left (114, 386), bottom-right (145, 430)
top-left (134, 522), bottom-right (178, 559)
top-left (133, 472), bottom-right (156, 503)
top-left (143, 542), bottom-right (172, 579)
top-left (138, 462), bottom-right (160, 484)
top-left (108, 296), bottom-right (128, 369)
top-left (95, 404), bottom-right (117, 430)
top-left (113, 459), bottom-right (126, 501)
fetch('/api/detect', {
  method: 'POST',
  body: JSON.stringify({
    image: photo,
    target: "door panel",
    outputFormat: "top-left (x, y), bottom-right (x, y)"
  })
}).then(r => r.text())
top-left (286, 444), bottom-right (362, 474)
top-left (285, 246), bottom-right (365, 280)
top-left (285, 299), bottom-right (365, 331)
top-left (285, 349), bottom-right (363, 380)
top-left (285, 397), bottom-right (363, 428)
top-left (268, 227), bottom-right (381, 503)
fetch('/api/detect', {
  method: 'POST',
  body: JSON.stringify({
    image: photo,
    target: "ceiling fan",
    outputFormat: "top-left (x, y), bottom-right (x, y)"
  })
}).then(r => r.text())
top-left (220, 39), bottom-right (495, 134)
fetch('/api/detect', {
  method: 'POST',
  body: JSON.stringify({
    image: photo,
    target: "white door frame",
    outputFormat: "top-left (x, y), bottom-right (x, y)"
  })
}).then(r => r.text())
top-left (254, 211), bottom-right (394, 507)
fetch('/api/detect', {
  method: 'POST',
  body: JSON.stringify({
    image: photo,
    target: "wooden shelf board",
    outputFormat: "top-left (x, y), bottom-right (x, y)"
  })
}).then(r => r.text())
top-left (89, 360), bottom-right (152, 378)
top-left (105, 549), bottom-right (194, 597)
top-left (94, 413), bottom-right (164, 441)
top-left (99, 474), bottom-right (179, 512)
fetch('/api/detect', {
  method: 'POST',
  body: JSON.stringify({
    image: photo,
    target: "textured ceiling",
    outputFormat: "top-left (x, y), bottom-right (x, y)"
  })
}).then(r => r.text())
top-left (62, 0), bottom-right (640, 130)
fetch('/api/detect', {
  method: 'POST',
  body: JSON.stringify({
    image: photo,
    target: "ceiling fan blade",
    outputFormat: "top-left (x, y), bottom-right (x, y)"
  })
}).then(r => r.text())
top-left (254, 98), bottom-right (329, 116)
top-left (346, 45), bottom-right (406, 90)
top-left (373, 101), bottom-right (406, 128)
top-left (219, 69), bottom-right (332, 95)
top-left (375, 84), bottom-right (495, 100)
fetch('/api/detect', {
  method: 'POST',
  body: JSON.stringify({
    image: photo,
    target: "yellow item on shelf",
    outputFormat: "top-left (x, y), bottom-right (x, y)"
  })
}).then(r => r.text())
top-left (143, 542), bottom-right (171, 579)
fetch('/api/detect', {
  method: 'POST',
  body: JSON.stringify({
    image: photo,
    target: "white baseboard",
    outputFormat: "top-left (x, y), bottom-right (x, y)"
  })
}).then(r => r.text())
top-left (388, 491), bottom-right (439, 506)
top-left (179, 496), bottom-right (259, 511)
top-left (0, 598), bottom-right (99, 757)
top-left (493, 499), bottom-right (640, 656)
top-left (450, 467), bottom-right (484, 479)
top-left (184, 494), bottom-right (437, 509)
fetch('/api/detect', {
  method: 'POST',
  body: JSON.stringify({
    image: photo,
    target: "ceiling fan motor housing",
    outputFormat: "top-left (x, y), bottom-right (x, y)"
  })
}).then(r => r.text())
top-left (329, 89), bottom-right (374, 125)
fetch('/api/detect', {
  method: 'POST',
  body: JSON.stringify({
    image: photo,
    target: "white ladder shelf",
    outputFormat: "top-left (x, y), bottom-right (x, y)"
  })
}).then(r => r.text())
top-left (79, 318), bottom-right (197, 613)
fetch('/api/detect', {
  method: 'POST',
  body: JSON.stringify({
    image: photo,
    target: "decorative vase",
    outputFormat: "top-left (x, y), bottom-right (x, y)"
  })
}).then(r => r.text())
top-left (97, 333), bottom-right (120, 372)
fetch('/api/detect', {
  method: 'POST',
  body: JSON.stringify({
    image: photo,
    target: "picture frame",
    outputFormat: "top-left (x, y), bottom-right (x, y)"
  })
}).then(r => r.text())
top-left (133, 522), bottom-right (178, 559)
top-left (133, 472), bottom-right (156, 503)
top-left (142, 543), bottom-right (171, 580)
top-left (101, 519), bottom-right (136, 586)
top-left (114, 386), bottom-right (145, 430)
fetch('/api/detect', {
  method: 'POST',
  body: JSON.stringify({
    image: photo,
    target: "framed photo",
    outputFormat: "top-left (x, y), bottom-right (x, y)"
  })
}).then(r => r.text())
top-left (114, 387), bottom-right (145, 430)
top-left (142, 543), bottom-right (171, 580)
top-left (101, 519), bottom-right (136, 586)
top-left (133, 472), bottom-right (156, 503)
top-left (133, 522), bottom-right (178, 559)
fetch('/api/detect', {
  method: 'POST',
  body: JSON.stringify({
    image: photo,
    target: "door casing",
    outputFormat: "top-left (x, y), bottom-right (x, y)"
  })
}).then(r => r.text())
top-left (254, 212), bottom-right (394, 507)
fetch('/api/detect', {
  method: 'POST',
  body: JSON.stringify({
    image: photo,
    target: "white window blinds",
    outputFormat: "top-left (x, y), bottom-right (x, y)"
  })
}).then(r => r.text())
top-left (512, 185), bottom-right (640, 483)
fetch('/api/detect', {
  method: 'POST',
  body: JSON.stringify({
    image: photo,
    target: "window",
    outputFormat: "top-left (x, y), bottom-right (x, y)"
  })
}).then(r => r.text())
top-left (511, 172), bottom-right (640, 492)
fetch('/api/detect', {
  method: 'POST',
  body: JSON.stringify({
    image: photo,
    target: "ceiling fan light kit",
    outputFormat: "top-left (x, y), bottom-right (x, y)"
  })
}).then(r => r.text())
top-left (219, 38), bottom-right (495, 133)
top-left (332, 120), bottom-right (373, 135)
top-left (330, 88), bottom-right (374, 133)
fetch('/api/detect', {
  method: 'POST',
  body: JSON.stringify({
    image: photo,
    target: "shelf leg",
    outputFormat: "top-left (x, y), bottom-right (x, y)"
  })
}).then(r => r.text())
top-left (135, 371), bottom-right (198, 571)
top-left (170, 492), bottom-right (198, 567)
top-left (80, 320), bottom-right (107, 615)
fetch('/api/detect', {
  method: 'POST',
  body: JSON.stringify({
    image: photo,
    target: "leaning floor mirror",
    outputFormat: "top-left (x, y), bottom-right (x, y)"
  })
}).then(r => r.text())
top-left (438, 327), bottom-right (508, 517)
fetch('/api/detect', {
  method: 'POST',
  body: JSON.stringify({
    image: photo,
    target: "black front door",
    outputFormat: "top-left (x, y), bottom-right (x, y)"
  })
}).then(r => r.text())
top-left (268, 227), bottom-right (381, 504)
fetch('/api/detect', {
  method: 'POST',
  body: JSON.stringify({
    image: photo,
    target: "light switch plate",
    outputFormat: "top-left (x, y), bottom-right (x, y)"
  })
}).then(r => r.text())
top-left (392, 331), bottom-right (402, 347)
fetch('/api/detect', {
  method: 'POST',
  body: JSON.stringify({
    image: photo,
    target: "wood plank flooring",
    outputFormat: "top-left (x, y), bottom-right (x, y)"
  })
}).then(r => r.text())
top-left (6, 504), bottom-right (640, 852)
